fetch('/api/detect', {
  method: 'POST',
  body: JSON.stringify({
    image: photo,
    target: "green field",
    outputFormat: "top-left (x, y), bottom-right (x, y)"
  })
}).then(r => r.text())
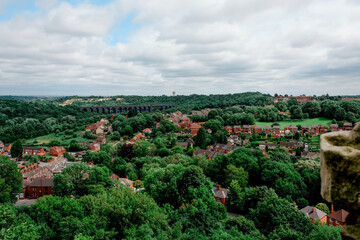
top-left (24, 131), bottom-right (93, 147)
top-left (255, 117), bottom-right (331, 128)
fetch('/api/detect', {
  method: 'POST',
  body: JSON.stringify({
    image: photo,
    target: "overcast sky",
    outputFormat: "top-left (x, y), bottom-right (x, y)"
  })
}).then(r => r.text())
top-left (0, 0), bottom-right (359, 96)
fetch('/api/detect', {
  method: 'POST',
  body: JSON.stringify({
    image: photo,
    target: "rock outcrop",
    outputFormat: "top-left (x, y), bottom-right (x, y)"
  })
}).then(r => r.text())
top-left (320, 124), bottom-right (360, 240)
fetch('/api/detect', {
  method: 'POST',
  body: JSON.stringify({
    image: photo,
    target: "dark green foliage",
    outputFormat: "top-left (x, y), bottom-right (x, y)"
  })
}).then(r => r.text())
top-left (10, 139), bottom-right (23, 159)
top-left (194, 128), bottom-right (207, 149)
top-left (0, 156), bottom-right (22, 203)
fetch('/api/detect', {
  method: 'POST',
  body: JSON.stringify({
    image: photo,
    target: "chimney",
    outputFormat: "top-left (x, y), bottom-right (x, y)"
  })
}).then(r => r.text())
top-left (217, 184), bottom-right (221, 190)
top-left (331, 204), bottom-right (334, 214)
top-left (312, 207), bottom-right (315, 213)
top-left (126, 175), bottom-right (128, 179)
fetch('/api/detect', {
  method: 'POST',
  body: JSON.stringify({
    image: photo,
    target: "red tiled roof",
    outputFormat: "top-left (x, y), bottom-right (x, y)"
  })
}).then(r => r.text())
top-left (327, 209), bottom-right (349, 222)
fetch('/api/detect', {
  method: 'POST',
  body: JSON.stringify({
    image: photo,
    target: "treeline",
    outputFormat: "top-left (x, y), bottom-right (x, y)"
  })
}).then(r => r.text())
top-left (0, 99), bottom-right (102, 143)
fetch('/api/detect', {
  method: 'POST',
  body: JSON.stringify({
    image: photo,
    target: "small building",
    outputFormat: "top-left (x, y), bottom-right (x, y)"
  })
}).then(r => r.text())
top-left (190, 124), bottom-right (202, 135)
top-left (300, 206), bottom-right (327, 223)
top-left (233, 126), bottom-right (242, 134)
top-left (110, 174), bottom-right (134, 188)
top-left (263, 126), bottom-right (271, 134)
top-left (320, 125), bottom-right (329, 134)
top-left (27, 178), bottom-right (54, 199)
top-left (272, 126), bottom-right (281, 137)
top-left (224, 126), bottom-right (233, 134)
top-left (212, 184), bottom-right (229, 205)
top-left (284, 125), bottom-right (298, 135)
top-left (302, 125), bottom-right (310, 134)
top-left (96, 135), bottom-right (106, 144)
top-left (259, 142), bottom-right (277, 151)
top-left (143, 128), bottom-right (152, 134)
top-left (243, 125), bottom-right (255, 135)
top-left (49, 146), bottom-right (66, 157)
top-left (310, 125), bottom-right (320, 135)
top-left (343, 122), bottom-right (353, 131)
top-left (327, 208), bottom-right (349, 227)
top-left (330, 124), bottom-right (339, 132)
top-left (213, 144), bottom-right (239, 154)
top-left (23, 147), bottom-right (44, 156)
top-left (254, 126), bottom-right (262, 134)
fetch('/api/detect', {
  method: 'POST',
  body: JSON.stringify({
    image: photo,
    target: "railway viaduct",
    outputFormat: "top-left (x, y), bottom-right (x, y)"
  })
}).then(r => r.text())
top-left (80, 105), bottom-right (175, 114)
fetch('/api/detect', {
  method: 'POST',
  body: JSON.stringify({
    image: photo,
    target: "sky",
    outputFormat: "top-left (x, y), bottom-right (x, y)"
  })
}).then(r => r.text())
top-left (0, 0), bottom-right (359, 96)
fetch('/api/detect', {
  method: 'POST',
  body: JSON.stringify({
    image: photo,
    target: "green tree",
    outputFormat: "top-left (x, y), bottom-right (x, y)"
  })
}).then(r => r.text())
top-left (315, 203), bottom-right (330, 214)
top-left (334, 108), bottom-right (346, 121)
top-left (194, 127), bottom-right (207, 149)
top-left (302, 101), bottom-right (321, 118)
top-left (0, 156), bottom-right (22, 203)
top-left (10, 139), bottom-right (23, 159)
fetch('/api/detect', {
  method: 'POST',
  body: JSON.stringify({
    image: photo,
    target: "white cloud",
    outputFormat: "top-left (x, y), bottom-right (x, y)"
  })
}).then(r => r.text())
top-left (0, 0), bottom-right (360, 95)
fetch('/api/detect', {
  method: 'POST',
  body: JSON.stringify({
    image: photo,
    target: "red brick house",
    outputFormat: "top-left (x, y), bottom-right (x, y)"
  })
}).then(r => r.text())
top-left (243, 125), bottom-right (255, 135)
top-left (320, 125), bottom-right (329, 134)
top-left (233, 126), bottom-right (241, 134)
top-left (301, 125), bottom-right (309, 134)
top-left (263, 126), bottom-right (271, 134)
top-left (284, 125), bottom-right (298, 135)
top-left (143, 128), bottom-right (152, 134)
top-left (300, 206), bottom-right (327, 223)
top-left (50, 146), bottom-right (66, 157)
top-left (254, 126), bottom-right (262, 134)
top-left (224, 126), bottom-right (233, 134)
top-left (212, 184), bottom-right (228, 205)
top-left (343, 122), bottom-right (353, 131)
top-left (23, 147), bottom-right (44, 156)
top-left (213, 144), bottom-right (239, 154)
top-left (327, 208), bottom-right (349, 227)
top-left (190, 124), bottom-right (202, 135)
top-left (272, 126), bottom-right (280, 137)
top-left (310, 125), bottom-right (320, 135)
top-left (27, 178), bottom-right (54, 199)
top-left (329, 124), bottom-right (339, 132)
top-left (3, 144), bottom-right (11, 152)
top-left (110, 174), bottom-right (134, 188)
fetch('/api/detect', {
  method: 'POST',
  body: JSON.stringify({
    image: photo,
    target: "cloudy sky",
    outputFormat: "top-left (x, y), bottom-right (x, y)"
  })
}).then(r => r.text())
top-left (0, 0), bottom-right (359, 96)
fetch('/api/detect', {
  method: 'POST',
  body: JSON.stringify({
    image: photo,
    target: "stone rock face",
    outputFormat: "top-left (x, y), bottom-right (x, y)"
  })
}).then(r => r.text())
top-left (320, 124), bottom-right (360, 240)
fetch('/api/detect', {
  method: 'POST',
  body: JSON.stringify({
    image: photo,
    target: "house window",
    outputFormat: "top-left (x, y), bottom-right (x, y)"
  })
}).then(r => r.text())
top-left (336, 220), bottom-right (339, 224)
top-left (329, 218), bottom-right (333, 222)
top-left (33, 193), bottom-right (36, 197)
top-left (216, 197), bottom-right (221, 203)
top-left (32, 188), bottom-right (36, 192)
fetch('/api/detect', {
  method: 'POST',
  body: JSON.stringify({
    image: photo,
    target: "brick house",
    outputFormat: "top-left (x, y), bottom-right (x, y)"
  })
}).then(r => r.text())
top-left (320, 125), bottom-right (329, 134)
top-left (224, 126), bottom-right (233, 134)
top-left (19, 180), bottom-right (31, 199)
top-left (327, 207), bottom-right (349, 227)
top-left (301, 125), bottom-right (310, 134)
top-left (213, 144), bottom-right (239, 154)
top-left (143, 128), bottom-right (152, 134)
top-left (233, 126), bottom-right (242, 134)
top-left (243, 125), bottom-right (255, 135)
top-left (272, 126), bottom-right (280, 137)
top-left (49, 146), bottom-right (66, 157)
top-left (300, 206), bottom-right (327, 223)
top-left (259, 142), bottom-right (277, 151)
top-left (27, 178), bottom-right (54, 199)
top-left (212, 184), bottom-right (229, 205)
top-left (329, 124), bottom-right (339, 132)
top-left (254, 126), bottom-right (262, 134)
top-left (190, 124), bottom-right (202, 135)
top-left (284, 125), bottom-right (298, 135)
top-left (343, 122), bottom-right (353, 131)
top-left (280, 142), bottom-right (303, 152)
top-left (96, 135), bottom-right (107, 144)
top-left (310, 125), bottom-right (320, 135)
top-left (110, 174), bottom-right (133, 188)
top-left (23, 147), bottom-right (44, 156)
top-left (263, 126), bottom-right (271, 134)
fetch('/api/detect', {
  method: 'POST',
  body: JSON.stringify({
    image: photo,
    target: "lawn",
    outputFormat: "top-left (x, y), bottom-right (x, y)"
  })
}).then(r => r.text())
top-left (24, 131), bottom-right (93, 147)
top-left (255, 117), bottom-right (331, 128)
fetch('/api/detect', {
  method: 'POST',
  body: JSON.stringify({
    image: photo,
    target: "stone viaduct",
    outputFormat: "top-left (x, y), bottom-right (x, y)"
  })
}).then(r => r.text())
top-left (80, 105), bottom-right (175, 114)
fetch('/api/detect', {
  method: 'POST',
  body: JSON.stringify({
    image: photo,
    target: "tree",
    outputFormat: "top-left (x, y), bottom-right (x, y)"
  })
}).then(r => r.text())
top-left (334, 108), bottom-right (346, 121)
top-left (224, 165), bottom-right (248, 188)
top-left (289, 105), bottom-right (303, 119)
top-left (302, 101), bottom-right (321, 118)
top-left (194, 128), bottom-right (207, 149)
top-left (10, 139), bottom-right (23, 159)
top-left (0, 156), bottom-right (22, 203)
top-left (315, 203), bottom-right (330, 214)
